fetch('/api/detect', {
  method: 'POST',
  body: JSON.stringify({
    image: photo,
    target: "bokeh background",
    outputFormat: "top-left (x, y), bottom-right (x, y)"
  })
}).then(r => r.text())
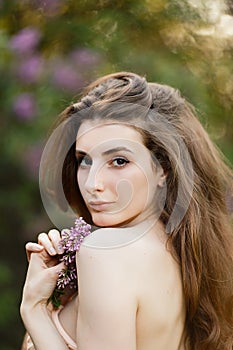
top-left (0, 0), bottom-right (232, 349)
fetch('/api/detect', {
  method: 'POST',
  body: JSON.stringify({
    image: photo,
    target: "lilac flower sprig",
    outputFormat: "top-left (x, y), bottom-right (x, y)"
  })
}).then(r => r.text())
top-left (48, 217), bottom-right (91, 309)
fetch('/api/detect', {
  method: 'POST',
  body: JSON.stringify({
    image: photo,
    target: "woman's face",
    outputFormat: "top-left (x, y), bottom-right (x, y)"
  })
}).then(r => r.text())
top-left (76, 121), bottom-right (165, 227)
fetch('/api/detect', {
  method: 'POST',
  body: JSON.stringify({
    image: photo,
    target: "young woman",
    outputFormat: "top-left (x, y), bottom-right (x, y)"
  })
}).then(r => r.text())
top-left (20, 72), bottom-right (233, 350)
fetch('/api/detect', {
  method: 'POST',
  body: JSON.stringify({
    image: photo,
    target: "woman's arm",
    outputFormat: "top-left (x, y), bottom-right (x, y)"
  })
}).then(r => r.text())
top-left (20, 247), bottom-right (69, 350)
top-left (21, 229), bottom-right (69, 350)
top-left (76, 242), bottom-right (138, 350)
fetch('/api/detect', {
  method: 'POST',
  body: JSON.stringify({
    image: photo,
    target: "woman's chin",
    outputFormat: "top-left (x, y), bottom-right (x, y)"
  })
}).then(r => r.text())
top-left (88, 215), bottom-right (131, 228)
top-left (91, 213), bottom-right (124, 228)
top-left (92, 218), bottom-right (117, 228)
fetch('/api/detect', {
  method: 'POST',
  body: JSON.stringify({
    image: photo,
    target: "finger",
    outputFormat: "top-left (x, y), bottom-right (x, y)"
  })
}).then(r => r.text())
top-left (30, 248), bottom-right (59, 269)
top-left (28, 254), bottom-right (65, 280)
top-left (25, 242), bottom-right (44, 261)
top-left (48, 229), bottom-right (64, 254)
top-left (38, 232), bottom-right (57, 256)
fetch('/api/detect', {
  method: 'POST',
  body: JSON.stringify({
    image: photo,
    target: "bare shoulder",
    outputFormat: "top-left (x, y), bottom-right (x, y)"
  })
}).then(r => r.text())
top-left (77, 226), bottom-right (142, 273)
top-left (76, 224), bottom-right (176, 280)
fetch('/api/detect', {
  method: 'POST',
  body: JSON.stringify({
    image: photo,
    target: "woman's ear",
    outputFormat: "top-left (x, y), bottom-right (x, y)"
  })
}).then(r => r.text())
top-left (157, 167), bottom-right (167, 188)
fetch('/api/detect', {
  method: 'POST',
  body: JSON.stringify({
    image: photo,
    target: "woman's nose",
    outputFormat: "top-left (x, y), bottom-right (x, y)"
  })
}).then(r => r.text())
top-left (84, 165), bottom-right (105, 193)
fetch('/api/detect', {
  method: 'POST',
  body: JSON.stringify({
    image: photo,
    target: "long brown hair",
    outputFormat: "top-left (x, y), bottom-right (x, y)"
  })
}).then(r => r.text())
top-left (48, 72), bottom-right (233, 349)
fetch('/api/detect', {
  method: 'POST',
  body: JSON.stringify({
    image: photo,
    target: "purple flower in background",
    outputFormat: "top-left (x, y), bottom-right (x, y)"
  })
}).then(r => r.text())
top-left (9, 27), bottom-right (41, 55)
top-left (17, 55), bottom-right (44, 83)
top-left (13, 93), bottom-right (37, 120)
top-left (70, 48), bottom-right (101, 66)
top-left (52, 63), bottom-right (83, 92)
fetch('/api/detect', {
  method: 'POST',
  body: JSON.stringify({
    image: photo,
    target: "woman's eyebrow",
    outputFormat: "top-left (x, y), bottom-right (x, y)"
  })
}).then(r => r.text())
top-left (102, 147), bottom-right (134, 156)
top-left (75, 147), bottom-right (134, 158)
top-left (75, 150), bottom-right (87, 158)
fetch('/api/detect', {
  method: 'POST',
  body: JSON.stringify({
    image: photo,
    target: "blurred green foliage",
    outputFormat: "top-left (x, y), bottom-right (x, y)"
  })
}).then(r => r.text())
top-left (0, 0), bottom-right (232, 348)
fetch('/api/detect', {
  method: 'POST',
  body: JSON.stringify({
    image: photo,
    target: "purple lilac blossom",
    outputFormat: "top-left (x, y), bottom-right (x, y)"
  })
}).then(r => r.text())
top-left (9, 27), bottom-right (41, 55)
top-left (52, 63), bottom-right (84, 92)
top-left (17, 55), bottom-right (44, 84)
top-left (70, 48), bottom-right (101, 66)
top-left (13, 93), bottom-right (37, 120)
top-left (49, 218), bottom-right (91, 308)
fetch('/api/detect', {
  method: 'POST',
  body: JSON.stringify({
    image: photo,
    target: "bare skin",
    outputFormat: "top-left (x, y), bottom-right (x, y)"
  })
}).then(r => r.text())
top-left (21, 123), bottom-right (186, 349)
top-left (24, 221), bottom-right (186, 350)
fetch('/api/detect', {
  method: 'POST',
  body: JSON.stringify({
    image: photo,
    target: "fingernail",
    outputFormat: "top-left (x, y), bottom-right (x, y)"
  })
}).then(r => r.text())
top-left (49, 247), bottom-right (56, 255)
top-left (34, 245), bottom-right (43, 251)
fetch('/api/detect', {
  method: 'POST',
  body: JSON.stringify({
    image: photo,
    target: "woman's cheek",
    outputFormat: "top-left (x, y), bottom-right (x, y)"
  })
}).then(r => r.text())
top-left (114, 178), bottom-right (134, 211)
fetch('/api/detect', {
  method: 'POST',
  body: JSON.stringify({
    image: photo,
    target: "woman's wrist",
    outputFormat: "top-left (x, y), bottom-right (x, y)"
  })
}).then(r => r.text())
top-left (21, 302), bottom-right (68, 350)
top-left (20, 300), bottom-right (49, 326)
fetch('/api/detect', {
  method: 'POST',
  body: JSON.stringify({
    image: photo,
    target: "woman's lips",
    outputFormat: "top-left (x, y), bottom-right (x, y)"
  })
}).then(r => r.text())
top-left (88, 201), bottom-right (114, 211)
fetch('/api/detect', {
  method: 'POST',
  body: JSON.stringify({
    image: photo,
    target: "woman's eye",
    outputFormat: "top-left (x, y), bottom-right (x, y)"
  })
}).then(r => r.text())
top-left (77, 156), bottom-right (92, 167)
top-left (111, 157), bottom-right (129, 167)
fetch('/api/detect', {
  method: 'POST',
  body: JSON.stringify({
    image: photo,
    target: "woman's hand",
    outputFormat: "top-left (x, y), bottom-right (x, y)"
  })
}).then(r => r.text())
top-left (20, 241), bottom-right (70, 350)
top-left (20, 230), bottom-right (73, 350)
top-left (22, 228), bottom-right (74, 311)
top-left (21, 229), bottom-right (66, 309)
top-left (25, 229), bottom-right (65, 261)
top-left (21, 246), bottom-right (65, 310)
top-left (20, 248), bottom-right (70, 350)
